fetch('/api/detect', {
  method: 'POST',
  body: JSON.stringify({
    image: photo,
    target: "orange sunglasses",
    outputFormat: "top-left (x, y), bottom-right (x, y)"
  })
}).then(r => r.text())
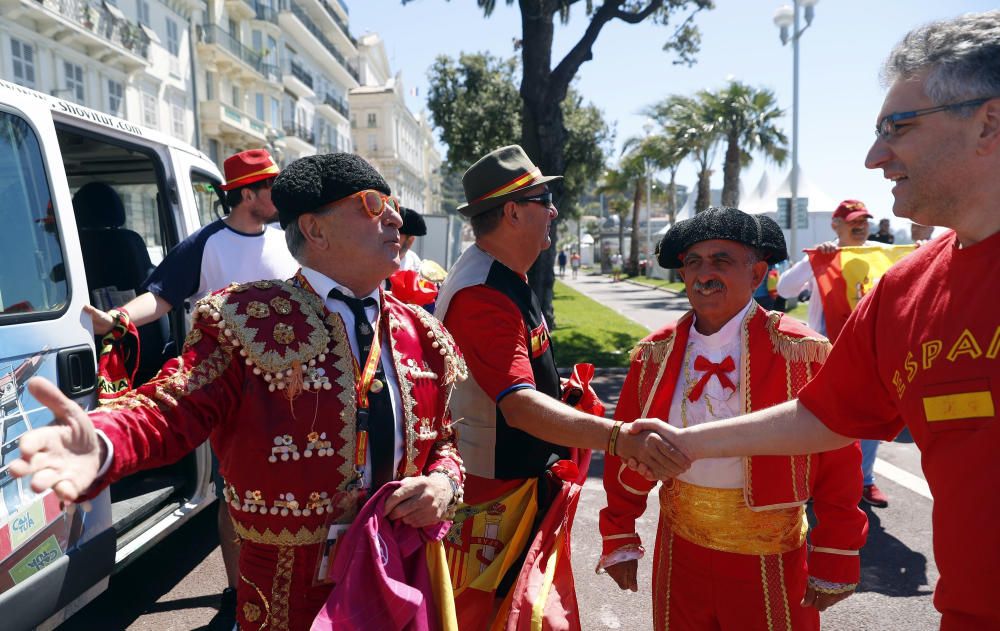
top-left (343, 189), bottom-right (401, 218)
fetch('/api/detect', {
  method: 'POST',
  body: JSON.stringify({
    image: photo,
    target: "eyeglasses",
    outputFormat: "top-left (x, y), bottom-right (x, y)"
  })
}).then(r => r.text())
top-left (343, 189), bottom-right (400, 218)
top-left (875, 97), bottom-right (995, 140)
top-left (515, 191), bottom-right (554, 208)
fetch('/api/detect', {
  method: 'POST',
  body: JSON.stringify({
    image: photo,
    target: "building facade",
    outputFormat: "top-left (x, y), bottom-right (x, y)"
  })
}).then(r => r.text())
top-left (349, 33), bottom-right (441, 214)
top-left (1, 0), bottom-right (201, 145)
top-left (195, 0), bottom-right (357, 166)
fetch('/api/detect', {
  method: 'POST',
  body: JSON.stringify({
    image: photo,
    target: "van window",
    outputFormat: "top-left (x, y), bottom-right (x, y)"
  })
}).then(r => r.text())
top-left (0, 111), bottom-right (67, 319)
top-left (191, 170), bottom-right (224, 227)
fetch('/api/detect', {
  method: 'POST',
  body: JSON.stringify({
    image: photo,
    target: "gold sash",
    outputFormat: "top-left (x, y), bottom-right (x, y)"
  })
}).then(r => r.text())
top-left (659, 479), bottom-right (807, 555)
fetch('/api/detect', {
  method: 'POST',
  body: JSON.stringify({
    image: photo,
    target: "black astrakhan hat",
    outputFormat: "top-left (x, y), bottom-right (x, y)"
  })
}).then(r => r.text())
top-left (656, 206), bottom-right (788, 269)
top-left (272, 153), bottom-right (390, 229)
top-left (400, 207), bottom-right (427, 236)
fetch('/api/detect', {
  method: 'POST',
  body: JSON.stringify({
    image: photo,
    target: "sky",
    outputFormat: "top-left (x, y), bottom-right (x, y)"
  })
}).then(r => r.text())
top-left (348, 1), bottom-right (995, 229)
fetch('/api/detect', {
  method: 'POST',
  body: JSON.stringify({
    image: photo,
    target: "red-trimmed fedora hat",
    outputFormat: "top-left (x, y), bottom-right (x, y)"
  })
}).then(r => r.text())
top-left (457, 145), bottom-right (562, 218)
top-left (218, 149), bottom-right (280, 191)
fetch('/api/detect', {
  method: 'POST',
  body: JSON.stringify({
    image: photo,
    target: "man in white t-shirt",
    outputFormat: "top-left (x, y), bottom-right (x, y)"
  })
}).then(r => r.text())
top-left (775, 198), bottom-right (890, 510)
top-left (85, 148), bottom-right (298, 631)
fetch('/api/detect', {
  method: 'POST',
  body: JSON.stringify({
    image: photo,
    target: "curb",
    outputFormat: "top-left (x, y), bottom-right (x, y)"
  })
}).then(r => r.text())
top-left (621, 278), bottom-right (685, 296)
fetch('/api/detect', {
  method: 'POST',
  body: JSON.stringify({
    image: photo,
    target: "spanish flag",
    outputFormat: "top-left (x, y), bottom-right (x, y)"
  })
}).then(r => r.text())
top-left (807, 245), bottom-right (915, 341)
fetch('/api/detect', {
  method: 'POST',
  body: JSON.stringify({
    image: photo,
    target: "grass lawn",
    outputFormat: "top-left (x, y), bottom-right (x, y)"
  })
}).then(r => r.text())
top-left (785, 300), bottom-right (808, 323)
top-left (551, 280), bottom-right (649, 368)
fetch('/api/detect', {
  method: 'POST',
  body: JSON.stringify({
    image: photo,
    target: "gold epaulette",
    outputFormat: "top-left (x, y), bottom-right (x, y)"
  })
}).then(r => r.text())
top-left (193, 280), bottom-right (332, 390)
top-left (406, 305), bottom-right (468, 385)
top-left (628, 335), bottom-right (676, 364)
top-left (765, 312), bottom-right (831, 365)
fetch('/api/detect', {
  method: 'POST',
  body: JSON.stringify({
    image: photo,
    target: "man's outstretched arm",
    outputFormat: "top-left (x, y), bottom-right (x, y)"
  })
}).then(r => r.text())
top-left (631, 399), bottom-right (855, 463)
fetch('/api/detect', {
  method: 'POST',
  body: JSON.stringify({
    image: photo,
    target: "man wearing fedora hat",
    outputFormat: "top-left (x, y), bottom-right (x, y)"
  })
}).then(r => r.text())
top-left (83, 147), bottom-right (298, 630)
top-left (435, 145), bottom-right (690, 629)
top-left (13, 153), bottom-right (466, 630)
top-left (599, 207), bottom-right (867, 631)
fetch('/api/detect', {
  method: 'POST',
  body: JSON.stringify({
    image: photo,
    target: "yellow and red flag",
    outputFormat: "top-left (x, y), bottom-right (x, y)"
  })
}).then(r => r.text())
top-left (807, 245), bottom-right (915, 341)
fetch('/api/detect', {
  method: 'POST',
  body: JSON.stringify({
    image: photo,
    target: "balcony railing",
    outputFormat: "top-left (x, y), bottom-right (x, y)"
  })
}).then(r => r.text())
top-left (200, 23), bottom-right (272, 79)
top-left (323, 92), bottom-right (349, 118)
top-left (288, 60), bottom-right (314, 89)
top-left (253, 3), bottom-right (279, 23)
top-left (319, 0), bottom-right (356, 47)
top-left (283, 122), bottom-right (315, 145)
top-left (281, 0), bottom-right (360, 82)
top-left (38, 0), bottom-right (150, 58)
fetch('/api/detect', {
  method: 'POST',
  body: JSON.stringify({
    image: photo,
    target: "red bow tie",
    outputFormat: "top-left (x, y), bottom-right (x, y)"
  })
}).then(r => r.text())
top-left (687, 355), bottom-right (736, 402)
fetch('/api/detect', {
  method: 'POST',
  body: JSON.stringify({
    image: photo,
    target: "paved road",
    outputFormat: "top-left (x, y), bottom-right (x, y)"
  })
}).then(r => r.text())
top-left (58, 274), bottom-right (940, 630)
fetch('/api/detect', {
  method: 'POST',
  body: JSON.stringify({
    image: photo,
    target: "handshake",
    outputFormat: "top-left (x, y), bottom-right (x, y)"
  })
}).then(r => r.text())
top-left (611, 419), bottom-right (695, 481)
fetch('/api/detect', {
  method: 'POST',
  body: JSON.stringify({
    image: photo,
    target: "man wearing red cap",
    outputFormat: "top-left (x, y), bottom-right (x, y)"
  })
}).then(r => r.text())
top-left (85, 148), bottom-right (298, 629)
top-left (12, 153), bottom-right (465, 630)
top-left (600, 207), bottom-right (867, 631)
top-left (776, 199), bottom-right (891, 509)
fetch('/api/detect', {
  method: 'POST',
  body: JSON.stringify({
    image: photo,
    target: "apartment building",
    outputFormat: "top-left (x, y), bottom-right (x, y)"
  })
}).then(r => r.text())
top-left (1, 0), bottom-right (200, 145)
top-left (349, 32), bottom-right (441, 214)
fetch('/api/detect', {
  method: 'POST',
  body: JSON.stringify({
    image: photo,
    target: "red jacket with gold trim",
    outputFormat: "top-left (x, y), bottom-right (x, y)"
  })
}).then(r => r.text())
top-left (89, 277), bottom-right (466, 544)
top-left (600, 305), bottom-right (868, 585)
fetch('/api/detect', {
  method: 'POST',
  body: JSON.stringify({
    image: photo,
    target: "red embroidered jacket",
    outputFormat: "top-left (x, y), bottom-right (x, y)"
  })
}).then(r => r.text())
top-left (89, 277), bottom-right (466, 545)
top-left (600, 305), bottom-right (868, 585)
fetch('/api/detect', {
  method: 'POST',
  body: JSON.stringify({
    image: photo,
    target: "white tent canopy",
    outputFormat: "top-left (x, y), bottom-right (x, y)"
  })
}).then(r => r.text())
top-left (752, 167), bottom-right (838, 216)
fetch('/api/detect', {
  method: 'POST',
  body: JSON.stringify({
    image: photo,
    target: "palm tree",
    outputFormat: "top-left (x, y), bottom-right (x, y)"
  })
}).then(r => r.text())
top-left (598, 169), bottom-right (634, 265)
top-left (649, 95), bottom-right (720, 214)
top-left (702, 81), bottom-right (788, 207)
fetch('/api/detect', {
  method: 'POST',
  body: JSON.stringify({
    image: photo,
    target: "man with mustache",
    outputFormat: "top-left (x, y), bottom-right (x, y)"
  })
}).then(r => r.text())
top-left (10, 153), bottom-right (466, 630)
top-left (436, 145), bottom-right (689, 629)
top-left (599, 207), bottom-right (867, 631)
top-left (776, 199), bottom-right (891, 509)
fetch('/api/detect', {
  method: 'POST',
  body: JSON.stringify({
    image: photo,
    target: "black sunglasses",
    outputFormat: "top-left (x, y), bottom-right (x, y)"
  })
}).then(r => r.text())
top-left (875, 96), bottom-right (995, 140)
top-left (515, 191), bottom-right (554, 208)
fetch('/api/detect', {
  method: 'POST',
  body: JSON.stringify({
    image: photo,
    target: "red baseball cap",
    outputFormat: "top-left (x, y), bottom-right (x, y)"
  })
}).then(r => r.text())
top-left (218, 149), bottom-right (280, 191)
top-left (832, 199), bottom-right (873, 222)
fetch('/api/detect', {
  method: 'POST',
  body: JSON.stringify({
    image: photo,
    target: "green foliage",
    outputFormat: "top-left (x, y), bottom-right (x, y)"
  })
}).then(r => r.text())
top-left (425, 52), bottom-right (612, 220)
top-left (550, 280), bottom-right (648, 368)
top-left (426, 53), bottom-right (521, 170)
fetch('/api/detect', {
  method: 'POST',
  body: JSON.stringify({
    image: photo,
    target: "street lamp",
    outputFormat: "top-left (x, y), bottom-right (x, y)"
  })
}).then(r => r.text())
top-left (773, 0), bottom-right (818, 258)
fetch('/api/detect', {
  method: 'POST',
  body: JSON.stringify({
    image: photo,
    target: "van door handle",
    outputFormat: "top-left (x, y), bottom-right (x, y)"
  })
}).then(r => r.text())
top-left (56, 345), bottom-right (97, 397)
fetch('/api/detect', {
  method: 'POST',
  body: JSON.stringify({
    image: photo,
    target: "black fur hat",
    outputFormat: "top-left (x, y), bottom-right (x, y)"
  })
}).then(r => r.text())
top-left (657, 207), bottom-right (788, 269)
top-left (272, 153), bottom-right (390, 229)
top-left (400, 207), bottom-right (427, 236)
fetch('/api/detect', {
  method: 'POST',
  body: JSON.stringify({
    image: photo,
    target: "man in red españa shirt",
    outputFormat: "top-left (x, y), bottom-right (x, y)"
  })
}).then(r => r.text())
top-left (629, 11), bottom-right (1000, 630)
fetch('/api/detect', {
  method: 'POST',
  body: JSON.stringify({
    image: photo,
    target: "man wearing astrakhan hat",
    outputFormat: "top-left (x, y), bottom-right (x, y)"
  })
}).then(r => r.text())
top-left (14, 153), bottom-right (467, 630)
top-left (435, 145), bottom-right (690, 629)
top-left (82, 147), bottom-right (299, 629)
top-left (598, 207), bottom-right (868, 631)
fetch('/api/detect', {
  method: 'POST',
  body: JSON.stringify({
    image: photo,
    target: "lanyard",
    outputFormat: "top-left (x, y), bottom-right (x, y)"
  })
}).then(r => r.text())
top-left (294, 270), bottom-right (383, 480)
top-left (350, 302), bottom-right (383, 472)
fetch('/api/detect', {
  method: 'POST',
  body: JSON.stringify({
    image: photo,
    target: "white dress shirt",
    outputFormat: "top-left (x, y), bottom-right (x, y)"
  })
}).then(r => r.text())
top-left (299, 267), bottom-right (405, 488)
top-left (667, 299), bottom-right (756, 489)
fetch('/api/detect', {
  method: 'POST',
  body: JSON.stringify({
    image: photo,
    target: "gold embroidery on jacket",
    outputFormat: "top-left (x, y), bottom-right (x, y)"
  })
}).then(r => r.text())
top-left (765, 311), bottom-right (831, 364)
top-left (327, 313), bottom-right (359, 488)
top-left (230, 521), bottom-right (326, 546)
top-left (269, 546), bottom-right (294, 630)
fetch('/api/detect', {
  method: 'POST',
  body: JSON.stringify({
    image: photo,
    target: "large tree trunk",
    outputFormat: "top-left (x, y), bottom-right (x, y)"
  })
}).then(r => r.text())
top-left (695, 165), bottom-right (712, 213)
top-left (720, 132), bottom-right (741, 207)
top-left (627, 182), bottom-right (642, 275)
top-left (520, 1), bottom-right (565, 327)
top-left (618, 214), bottom-right (625, 258)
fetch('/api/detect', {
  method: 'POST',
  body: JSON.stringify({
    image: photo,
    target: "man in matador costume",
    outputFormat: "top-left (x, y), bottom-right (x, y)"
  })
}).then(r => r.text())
top-left (599, 207), bottom-right (869, 630)
top-left (9, 153), bottom-right (467, 631)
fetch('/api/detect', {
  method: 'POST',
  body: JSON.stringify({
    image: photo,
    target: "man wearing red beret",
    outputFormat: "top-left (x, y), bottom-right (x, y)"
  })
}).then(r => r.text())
top-left (84, 148), bottom-right (298, 629)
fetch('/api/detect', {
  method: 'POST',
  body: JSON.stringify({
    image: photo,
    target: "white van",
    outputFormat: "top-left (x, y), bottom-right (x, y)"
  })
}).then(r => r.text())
top-left (0, 78), bottom-right (223, 630)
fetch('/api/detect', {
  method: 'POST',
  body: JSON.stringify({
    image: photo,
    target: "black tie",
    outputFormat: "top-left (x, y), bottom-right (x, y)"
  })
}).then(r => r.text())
top-left (328, 288), bottom-right (395, 493)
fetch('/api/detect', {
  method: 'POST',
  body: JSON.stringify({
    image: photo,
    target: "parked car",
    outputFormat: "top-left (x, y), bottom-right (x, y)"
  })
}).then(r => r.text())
top-left (0, 78), bottom-right (223, 630)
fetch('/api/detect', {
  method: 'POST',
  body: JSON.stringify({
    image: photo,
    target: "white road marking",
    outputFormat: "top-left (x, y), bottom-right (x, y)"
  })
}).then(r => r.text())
top-left (873, 458), bottom-right (932, 500)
